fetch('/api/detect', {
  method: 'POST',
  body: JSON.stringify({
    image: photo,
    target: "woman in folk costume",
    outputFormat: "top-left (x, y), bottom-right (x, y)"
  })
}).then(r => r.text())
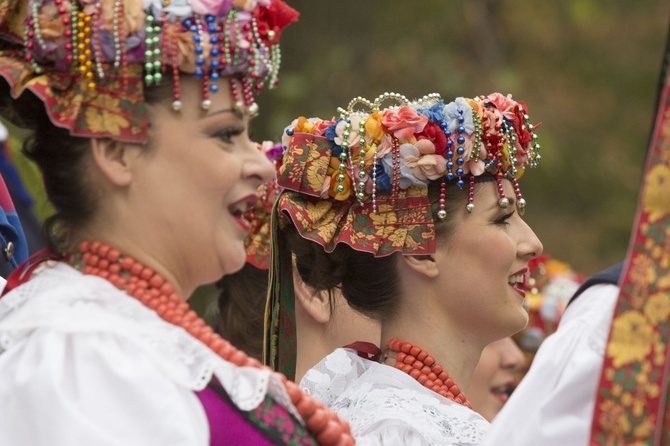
top-left (264, 92), bottom-right (544, 444)
top-left (0, 0), bottom-right (356, 444)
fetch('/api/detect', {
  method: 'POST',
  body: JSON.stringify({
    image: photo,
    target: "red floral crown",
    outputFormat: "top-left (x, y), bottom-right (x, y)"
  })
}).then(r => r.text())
top-left (0, 0), bottom-right (298, 142)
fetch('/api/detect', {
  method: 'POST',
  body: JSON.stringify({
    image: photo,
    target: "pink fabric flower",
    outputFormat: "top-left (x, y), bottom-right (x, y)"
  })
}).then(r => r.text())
top-left (487, 93), bottom-right (517, 120)
top-left (463, 159), bottom-right (486, 176)
top-left (382, 106), bottom-right (428, 142)
top-left (375, 134), bottom-right (394, 158)
top-left (189, 0), bottom-right (231, 15)
top-left (400, 142), bottom-right (447, 181)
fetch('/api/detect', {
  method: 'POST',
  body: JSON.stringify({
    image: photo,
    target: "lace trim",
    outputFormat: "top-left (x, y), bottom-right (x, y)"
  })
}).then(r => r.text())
top-left (300, 348), bottom-right (490, 445)
top-left (0, 262), bottom-right (290, 413)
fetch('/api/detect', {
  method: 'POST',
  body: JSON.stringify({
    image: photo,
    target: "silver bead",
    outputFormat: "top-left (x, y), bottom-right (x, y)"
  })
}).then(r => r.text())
top-left (499, 197), bottom-right (510, 208)
top-left (201, 99), bottom-right (212, 110)
top-left (517, 197), bottom-right (526, 209)
top-left (172, 100), bottom-right (183, 111)
top-left (466, 203), bottom-right (475, 213)
top-left (437, 209), bottom-right (447, 220)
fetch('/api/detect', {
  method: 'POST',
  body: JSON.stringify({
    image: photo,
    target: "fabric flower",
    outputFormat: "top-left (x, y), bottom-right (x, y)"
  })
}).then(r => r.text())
top-left (364, 112), bottom-right (384, 143)
top-left (381, 106), bottom-right (428, 142)
top-left (334, 113), bottom-right (370, 148)
top-left (487, 93), bottom-right (516, 120)
top-left (416, 122), bottom-right (447, 157)
top-left (375, 134), bottom-right (393, 158)
top-left (401, 141), bottom-right (447, 182)
top-left (37, 2), bottom-right (71, 40)
top-left (328, 157), bottom-right (352, 201)
top-left (418, 100), bottom-right (446, 123)
top-left (254, 0), bottom-right (300, 46)
top-left (442, 97), bottom-right (474, 134)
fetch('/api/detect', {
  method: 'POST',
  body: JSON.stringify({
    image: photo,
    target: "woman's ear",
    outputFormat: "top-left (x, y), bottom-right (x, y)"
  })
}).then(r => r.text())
top-left (90, 138), bottom-right (139, 187)
top-left (292, 267), bottom-right (331, 324)
top-left (400, 254), bottom-right (440, 279)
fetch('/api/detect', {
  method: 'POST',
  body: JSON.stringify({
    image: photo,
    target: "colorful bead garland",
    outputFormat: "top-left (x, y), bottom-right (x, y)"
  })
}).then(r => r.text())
top-left (386, 338), bottom-right (472, 409)
top-left (77, 240), bottom-right (355, 446)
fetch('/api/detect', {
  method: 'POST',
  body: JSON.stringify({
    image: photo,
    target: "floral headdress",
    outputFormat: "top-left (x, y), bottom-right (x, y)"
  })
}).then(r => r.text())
top-left (0, 0), bottom-right (298, 142)
top-left (244, 140), bottom-right (282, 270)
top-left (264, 92), bottom-right (542, 378)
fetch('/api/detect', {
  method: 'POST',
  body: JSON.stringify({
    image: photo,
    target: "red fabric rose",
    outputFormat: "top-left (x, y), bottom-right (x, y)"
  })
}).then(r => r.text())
top-left (416, 122), bottom-right (448, 157)
top-left (254, 0), bottom-right (300, 47)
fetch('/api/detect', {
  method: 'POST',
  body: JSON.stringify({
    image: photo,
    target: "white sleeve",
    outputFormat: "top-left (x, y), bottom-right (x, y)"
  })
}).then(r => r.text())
top-left (0, 328), bottom-right (209, 446)
top-left (481, 284), bottom-right (619, 446)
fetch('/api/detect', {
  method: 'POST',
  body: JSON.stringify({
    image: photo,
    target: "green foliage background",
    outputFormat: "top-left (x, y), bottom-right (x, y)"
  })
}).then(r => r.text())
top-left (253, 0), bottom-right (670, 275)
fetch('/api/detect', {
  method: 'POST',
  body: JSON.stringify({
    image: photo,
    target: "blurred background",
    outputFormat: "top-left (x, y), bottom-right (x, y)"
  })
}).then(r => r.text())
top-left (254, 0), bottom-right (670, 276)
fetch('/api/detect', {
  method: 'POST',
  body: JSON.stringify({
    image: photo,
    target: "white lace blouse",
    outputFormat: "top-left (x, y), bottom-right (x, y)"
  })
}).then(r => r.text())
top-left (300, 348), bottom-right (490, 445)
top-left (0, 262), bottom-right (296, 445)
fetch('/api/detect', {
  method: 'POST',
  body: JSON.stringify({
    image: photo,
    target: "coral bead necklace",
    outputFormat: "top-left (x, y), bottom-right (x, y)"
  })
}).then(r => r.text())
top-left (77, 240), bottom-right (354, 446)
top-left (386, 338), bottom-right (472, 409)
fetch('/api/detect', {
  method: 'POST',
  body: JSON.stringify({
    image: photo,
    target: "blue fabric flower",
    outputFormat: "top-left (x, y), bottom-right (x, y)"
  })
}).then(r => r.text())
top-left (418, 100), bottom-right (446, 123)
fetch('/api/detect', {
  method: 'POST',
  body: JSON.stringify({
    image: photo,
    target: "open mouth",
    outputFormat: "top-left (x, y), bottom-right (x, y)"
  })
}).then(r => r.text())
top-left (490, 383), bottom-right (516, 404)
top-left (228, 194), bottom-right (258, 232)
top-left (508, 268), bottom-right (529, 298)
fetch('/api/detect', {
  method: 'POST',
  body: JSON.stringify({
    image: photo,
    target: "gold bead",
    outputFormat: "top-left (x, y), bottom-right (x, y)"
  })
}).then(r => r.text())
top-left (87, 82), bottom-right (96, 91)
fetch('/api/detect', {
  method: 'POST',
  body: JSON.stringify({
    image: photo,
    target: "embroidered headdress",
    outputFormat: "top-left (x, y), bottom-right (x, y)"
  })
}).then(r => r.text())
top-left (0, 0), bottom-right (298, 142)
top-left (264, 91), bottom-right (542, 378)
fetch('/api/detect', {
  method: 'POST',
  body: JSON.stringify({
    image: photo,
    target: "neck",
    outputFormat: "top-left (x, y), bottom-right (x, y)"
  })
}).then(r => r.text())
top-left (381, 301), bottom-right (483, 396)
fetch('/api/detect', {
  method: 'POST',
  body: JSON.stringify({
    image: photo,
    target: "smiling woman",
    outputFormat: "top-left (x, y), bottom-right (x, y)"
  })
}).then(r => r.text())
top-left (0, 1), bottom-right (355, 445)
top-left (265, 92), bottom-right (544, 445)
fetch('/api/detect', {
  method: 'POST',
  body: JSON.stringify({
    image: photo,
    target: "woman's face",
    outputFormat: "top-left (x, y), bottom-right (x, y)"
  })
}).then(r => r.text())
top-left (468, 337), bottom-right (526, 421)
top-left (434, 180), bottom-right (543, 344)
top-left (129, 77), bottom-right (274, 291)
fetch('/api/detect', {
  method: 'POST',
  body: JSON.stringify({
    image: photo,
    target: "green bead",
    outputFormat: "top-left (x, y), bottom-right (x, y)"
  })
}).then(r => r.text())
top-left (359, 150), bottom-right (366, 157)
top-left (339, 153), bottom-right (347, 161)
top-left (153, 48), bottom-right (161, 57)
top-left (534, 143), bottom-right (541, 151)
top-left (144, 74), bottom-right (153, 85)
top-left (145, 62), bottom-right (153, 71)
top-left (358, 161), bottom-right (365, 168)
top-left (535, 154), bottom-right (542, 161)
top-left (358, 171), bottom-right (366, 179)
top-left (356, 192), bottom-right (365, 200)
top-left (337, 173), bottom-right (345, 182)
top-left (336, 184), bottom-right (345, 193)
top-left (145, 50), bottom-right (153, 58)
top-left (359, 138), bottom-right (365, 146)
top-left (338, 164), bottom-right (346, 171)
top-left (341, 142), bottom-right (349, 150)
top-left (153, 72), bottom-right (162, 82)
top-left (147, 15), bottom-right (154, 23)
top-left (358, 182), bottom-right (365, 190)
top-left (532, 134), bottom-right (539, 141)
top-left (152, 36), bottom-right (160, 45)
top-left (343, 132), bottom-right (349, 138)
top-left (153, 60), bottom-right (161, 69)
top-left (153, 26), bottom-right (161, 34)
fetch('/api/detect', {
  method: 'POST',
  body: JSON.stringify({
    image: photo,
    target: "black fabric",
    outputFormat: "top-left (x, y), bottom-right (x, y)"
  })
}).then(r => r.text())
top-left (568, 262), bottom-right (624, 306)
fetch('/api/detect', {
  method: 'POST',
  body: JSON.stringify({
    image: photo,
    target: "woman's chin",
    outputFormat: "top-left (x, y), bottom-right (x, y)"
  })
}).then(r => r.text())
top-left (219, 242), bottom-right (248, 277)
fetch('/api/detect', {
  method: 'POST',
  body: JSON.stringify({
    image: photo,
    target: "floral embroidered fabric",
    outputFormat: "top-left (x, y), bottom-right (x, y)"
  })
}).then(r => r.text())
top-left (300, 348), bottom-right (490, 445)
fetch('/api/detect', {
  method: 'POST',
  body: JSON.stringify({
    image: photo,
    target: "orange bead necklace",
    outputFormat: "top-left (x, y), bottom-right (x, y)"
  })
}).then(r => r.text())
top-left (386, 338), bottom-right (472, 409)
top-left (77, 241), bottom-right (354, 446)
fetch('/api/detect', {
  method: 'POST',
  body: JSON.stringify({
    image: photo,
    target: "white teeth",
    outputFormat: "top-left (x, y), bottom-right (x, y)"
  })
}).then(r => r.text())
top-left (508, 274), bottom-right (523, 285)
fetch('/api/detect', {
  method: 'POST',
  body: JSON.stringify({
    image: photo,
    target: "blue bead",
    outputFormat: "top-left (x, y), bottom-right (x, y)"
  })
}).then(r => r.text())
top-left (447, 140), bottom-right (453, 148)
top-left (183, 19), bottom-right (192, 27)
top-left (457, 109), bottom-right (463, 115)
top-left (286, 128), bottom-right (294, 136)
top-left (211, 48), bottom-right (219, 56)
top-left (196, 56), bottom-right (204, 66)
top-left (457, 147), bottom-right (465, 155)
top-left (189, 25), bottom-right (198, 33)
top-left (210, 36), bottom-right (218, 44)
top-left (345, 118), bottom-right (351, 124)
top-left (209, 84), bottom-right (219, 93)
top-left (457, 179), bottom-right (464, 188)
top-left (446, 150), bottom-right (454, 158)
top-left (211, 60), bottom-right (219, 69)
top-left (206, 15), bottom-right (215, 23)
top-left (456, 168), bottom-right (464, 176)
top-left (447, 161), bottom-right (454, 169)
top-left (457, 116), bottom-right (465, 123)
top-left (211, 72), bottom-right (219, 80)
top-left (457, 136), bottom-right (465, 144)
top-left (446, 172), bottom-right (454, 181)
top-left (208, 24), bottom-right (216, 33)
top-left (194, 68), bottom-right (203, 78)
top-left (195, 46), bottom-right (203, 55)
top-left (440, 121), bottom-right (448, 130)
top-left (193, 35), bottom-right (201, 43)
top-left (456, 158), bottom-right (464, 166)
top-left (445, 130), bottom-right (452, 137)
top-left (457, 125), bottom-right (465, 134)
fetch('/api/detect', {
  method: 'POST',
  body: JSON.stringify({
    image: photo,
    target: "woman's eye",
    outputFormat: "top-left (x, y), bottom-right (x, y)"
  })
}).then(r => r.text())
top-left (212, 127), bottom-right (245, 144)
top-left (494, 211), bottom-right (515, 226)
